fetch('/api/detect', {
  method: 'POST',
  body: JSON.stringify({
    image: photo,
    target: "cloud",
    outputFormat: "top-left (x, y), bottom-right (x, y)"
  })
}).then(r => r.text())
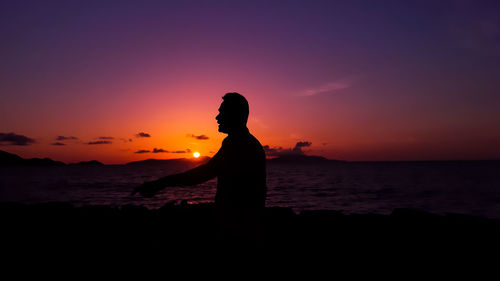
top-left (152, 148), bottom-right (168, 153)
top-left (98, 136), bottom-right (114, 140)
top-left (136, 132), bottom-right (151, 138)
top-left (0, 132), bottom-right (36, 146)
top-left (56, 136), bottom-right (78, 141)
top-left (250, 117), bottom-right (268, 129)
top-left (264, 141), bottom-right (312, 156)
top-left (188, 134), bottom-right (209, 140)
top-left (262, 145), bottom-right (283, 156)
top-left (301, 77), bottom-right (356, 96)
top-left (51, 142), bottom-right (66, 146)
top-left (87, 141), bottom-right (112, 145)
top-left (134, 148), bottom-right (191, 153)
top-left (293, 141), bottom-right (312, 153)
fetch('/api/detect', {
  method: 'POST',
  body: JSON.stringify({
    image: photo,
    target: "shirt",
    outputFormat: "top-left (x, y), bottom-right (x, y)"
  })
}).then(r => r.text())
top-left (207, 128), bottom-right (267, 209)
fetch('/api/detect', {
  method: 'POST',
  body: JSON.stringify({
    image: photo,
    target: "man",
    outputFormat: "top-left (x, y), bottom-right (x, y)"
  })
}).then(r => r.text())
top-left (132, 92), bottom-right (267, 210)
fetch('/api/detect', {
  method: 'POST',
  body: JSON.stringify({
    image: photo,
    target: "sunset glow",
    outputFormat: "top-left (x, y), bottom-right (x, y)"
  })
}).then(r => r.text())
top-left (193, 152), bottom-right (200, 158)
top-left (1, 1), bottom-right (499, 164)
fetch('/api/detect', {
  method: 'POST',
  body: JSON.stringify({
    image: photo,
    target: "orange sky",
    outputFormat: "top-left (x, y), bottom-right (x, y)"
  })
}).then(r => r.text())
top-left (1, 1), bottom-right (500, 163)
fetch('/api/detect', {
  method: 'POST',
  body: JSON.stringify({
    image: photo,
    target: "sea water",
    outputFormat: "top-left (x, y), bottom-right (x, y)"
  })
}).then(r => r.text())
top-left (1, 161), bottom-right (499, 218)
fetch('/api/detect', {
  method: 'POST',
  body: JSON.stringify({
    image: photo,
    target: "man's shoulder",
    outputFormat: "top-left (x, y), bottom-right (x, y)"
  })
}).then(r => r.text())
top-left (223, 132), bottom-right (264, 150)
top-left (247, 133), bottom-right (266, 157)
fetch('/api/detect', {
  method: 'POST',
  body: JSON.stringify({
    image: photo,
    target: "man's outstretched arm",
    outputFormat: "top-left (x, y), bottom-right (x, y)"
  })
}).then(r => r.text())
top-left (131, 163), bottom-right (216, 197)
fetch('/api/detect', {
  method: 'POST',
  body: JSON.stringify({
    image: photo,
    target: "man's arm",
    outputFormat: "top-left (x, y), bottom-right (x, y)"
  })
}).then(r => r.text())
top-left (131, 163), bottom-right (216, 197)
top-left (132, 146), bottom-right (224, 197)
top-left (156, 163), bottom-right (216, 187)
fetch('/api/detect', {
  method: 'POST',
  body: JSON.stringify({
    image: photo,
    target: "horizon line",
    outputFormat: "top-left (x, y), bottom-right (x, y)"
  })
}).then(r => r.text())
top-left (2, 149), bottom-right (499, 165)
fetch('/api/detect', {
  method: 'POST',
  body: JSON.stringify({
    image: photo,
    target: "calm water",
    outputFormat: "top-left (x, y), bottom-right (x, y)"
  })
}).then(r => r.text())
top-left (1, 161), bottom-right (500, 218)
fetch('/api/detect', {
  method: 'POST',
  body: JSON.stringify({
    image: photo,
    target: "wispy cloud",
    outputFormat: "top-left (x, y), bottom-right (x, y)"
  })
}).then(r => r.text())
top-left (0, 132), bottom-right (36, 146)
top-left (51, 142), bottom-right (66, 146)
top-left (250, 117), bottom-right (268, 129)
top-left (56, 136), bottom-right (78, 141)
top-left (98, 136), bottom-right (114, 140)
top-left (188, 134), bottom-right (209, 140)
top-left (134, 148), bottom-right (191, 154)
top-left (300, 77), bottom-right (356, 96)
top-left (87, 141), bottom-right (112, 145)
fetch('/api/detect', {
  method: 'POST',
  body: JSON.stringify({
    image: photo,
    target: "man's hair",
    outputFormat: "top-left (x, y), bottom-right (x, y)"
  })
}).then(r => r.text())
top-left (222, 92), bottom-right (249, 124)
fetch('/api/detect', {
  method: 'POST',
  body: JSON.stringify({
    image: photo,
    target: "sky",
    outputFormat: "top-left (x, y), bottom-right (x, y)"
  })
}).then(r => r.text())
top-left (1, 0), bottom-right (499, 163)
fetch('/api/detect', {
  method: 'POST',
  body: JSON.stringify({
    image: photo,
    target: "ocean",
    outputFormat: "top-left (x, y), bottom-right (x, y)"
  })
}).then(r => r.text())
top-left (1, 161), bottom-right (500, 218)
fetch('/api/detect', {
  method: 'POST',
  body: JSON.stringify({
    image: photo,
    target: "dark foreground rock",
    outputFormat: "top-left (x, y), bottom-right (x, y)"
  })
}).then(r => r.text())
top-left (1, 202), bottom-right (500, 265)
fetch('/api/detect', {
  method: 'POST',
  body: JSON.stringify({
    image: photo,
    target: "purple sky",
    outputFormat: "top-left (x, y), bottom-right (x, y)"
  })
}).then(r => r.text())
top-left (1, 0), bottom-right (499, 163)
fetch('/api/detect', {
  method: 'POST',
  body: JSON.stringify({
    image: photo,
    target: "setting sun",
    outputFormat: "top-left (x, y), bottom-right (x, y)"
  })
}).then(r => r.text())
top-left (193, 152), bottom-right (200, 158)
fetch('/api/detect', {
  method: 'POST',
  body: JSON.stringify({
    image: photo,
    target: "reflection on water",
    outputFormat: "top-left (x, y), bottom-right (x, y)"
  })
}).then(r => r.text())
top-left (1, 161), bottom-right (500, 218)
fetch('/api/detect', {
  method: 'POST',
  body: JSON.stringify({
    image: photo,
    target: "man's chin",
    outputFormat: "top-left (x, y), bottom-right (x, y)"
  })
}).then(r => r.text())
top-left (218, 126), bottom-right (227, 133)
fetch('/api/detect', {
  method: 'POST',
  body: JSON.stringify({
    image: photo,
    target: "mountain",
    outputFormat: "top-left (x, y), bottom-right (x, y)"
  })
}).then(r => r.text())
top-left (126, 156), bottom-right (211, 166)
top-left (267, 154), bottom-right (344, 164)
top-left (126, 155), bottom-right (340, 166)
top-left (0, 150), bottom-right (65, 166)
top-left (0, 150), bottom-right (341, 167)
top-left (71, 160), bottom-right (104, 166)
top-left (0, 150), bottom-right (24, 164)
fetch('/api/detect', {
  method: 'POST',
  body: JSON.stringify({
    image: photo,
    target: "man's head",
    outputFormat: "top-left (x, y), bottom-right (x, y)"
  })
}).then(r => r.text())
top-left (216, 92), bottom-right (249, 134)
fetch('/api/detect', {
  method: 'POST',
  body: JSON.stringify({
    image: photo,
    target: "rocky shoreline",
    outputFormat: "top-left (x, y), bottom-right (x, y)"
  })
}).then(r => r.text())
top-left (2, 202), bottom-right (500, 263)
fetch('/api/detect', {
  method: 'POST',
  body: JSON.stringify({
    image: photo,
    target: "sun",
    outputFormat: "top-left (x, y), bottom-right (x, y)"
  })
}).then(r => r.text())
top-left (193, 152), bottom-right (200, 158)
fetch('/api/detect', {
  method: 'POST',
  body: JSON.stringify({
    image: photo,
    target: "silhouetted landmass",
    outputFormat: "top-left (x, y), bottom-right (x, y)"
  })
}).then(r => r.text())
top-left (267, 154), bottom-right (344, 164)
top-left (0, 150), bottom-right (65, 166)
top-left (125, 156), bottom-right (211, 166)
top-left (0, 150), bottom-right (23, 164)
top-left (70, 160), bottom-right (104, 166)
top-left (126, 155), bottom-right (342, 167)
top-left (1, 202), bottom-right (499, 263)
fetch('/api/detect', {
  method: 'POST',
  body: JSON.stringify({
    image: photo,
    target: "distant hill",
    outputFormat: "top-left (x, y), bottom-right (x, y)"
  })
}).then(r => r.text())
top-left (0, 150), bottom-right (65, 166)
top-left (0, 150), bottom-right (24, 164)
top-left (70, 160), bottom-right (104, 166)
top-left (126, 156), bottom-right (211, 166)
top-left (267, 154), bottom-right (344, 164)
top-left (126, 155), bottom-right (341, 166)
top-left (0, 150), bottom-right (342, 167)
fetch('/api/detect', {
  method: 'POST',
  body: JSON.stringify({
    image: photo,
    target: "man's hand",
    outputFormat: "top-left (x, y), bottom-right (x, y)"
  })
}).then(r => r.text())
top-left (131, 180), bottom-right (163, 197)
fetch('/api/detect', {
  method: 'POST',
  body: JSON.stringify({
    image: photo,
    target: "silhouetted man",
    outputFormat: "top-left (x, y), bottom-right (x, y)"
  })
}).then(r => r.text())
top-left (132, 92), bottom-right (267, 210)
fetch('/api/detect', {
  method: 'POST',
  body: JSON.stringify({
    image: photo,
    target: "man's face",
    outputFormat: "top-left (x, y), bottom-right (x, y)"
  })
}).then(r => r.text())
top-left (216, 101), bottom-right (245, 133)
top-left (215, 103), bottom-right (228, 133)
